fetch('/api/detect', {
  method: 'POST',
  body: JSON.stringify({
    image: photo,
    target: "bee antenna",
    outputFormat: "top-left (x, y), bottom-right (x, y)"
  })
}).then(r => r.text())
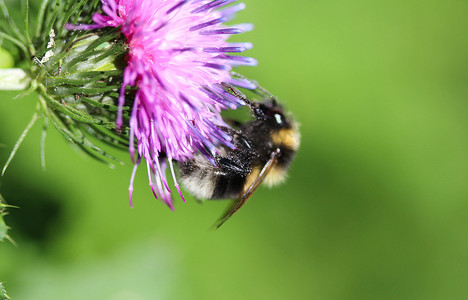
top-left (254, 83), bottom-right (275, 100)
top-left (222, 83), bottom-right (266, 120)
top-left (222, 82), bottom-right (255, 107)
top-left (230, 71), bottom-right (275, 100)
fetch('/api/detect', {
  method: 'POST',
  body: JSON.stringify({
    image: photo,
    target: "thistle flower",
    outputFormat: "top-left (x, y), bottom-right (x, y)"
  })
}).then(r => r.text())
top-left (67, 0), bottom-right (256, 208)
top-left (1, 0), bottom-right (255, 210)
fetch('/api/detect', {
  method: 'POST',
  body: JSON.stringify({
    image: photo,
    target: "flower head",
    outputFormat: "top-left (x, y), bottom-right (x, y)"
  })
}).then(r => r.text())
top-left (67, 0), bottom-right (256, 208)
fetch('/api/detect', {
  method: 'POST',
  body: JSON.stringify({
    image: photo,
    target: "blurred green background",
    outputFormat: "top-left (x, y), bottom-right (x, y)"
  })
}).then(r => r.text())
top-left (1, 0), bottom-right (468, 299)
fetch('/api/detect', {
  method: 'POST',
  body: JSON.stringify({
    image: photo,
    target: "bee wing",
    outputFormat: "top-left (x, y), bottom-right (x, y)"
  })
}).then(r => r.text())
top-left (215, 148), bottom-right (281, 229)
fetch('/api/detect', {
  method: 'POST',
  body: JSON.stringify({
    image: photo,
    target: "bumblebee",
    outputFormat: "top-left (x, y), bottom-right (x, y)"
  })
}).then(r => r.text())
top-left (179, 83), bottom-right (300, 228)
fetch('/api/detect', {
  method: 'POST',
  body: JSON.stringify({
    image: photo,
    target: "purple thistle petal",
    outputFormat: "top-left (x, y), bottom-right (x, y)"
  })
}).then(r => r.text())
top-left (210, 84), bottom-right (250, 106)
top-left (201, 87), bottom-right (241, 109)
top-left (200, 28), bottom-right (243, 35)
top-left (128, 156), bottom-right (141, 208)
top-left (200, 23), bottom-right (253, 35)
top-left (146, 160), bottom-right (159, 199)
top-left (166, 0), bottom-right (189, 15)
top-left (203, 62), bottom-right (231, 70)
top-left (154, 157), bottom-right (170, 194)
top-left (219, 3), bottom-right (246, 18)
top-left (178, 92), bottom-right (200, 111)
top-left (186, 121), bottom-right (218, 157)
top-left (189, 17), bottom-right (227, 31)
top-left (204, 119), bottom-right (235, 148)
top-left (216, 55), bottom-right (258, 66)
top-left (231, 42), bottom-right (253, 50)
top-left (128, 93), bottom-right (139, 163)
top-left (228, 77), bottom-right (257, 90)
top-left (156, 160), bottom-right (174, 209)
top-left (102, 3), bottom-right (120, 21)
top-left (204, 46), bottom-right (248, 53)
top-left (168, 158), bottom-right (185, 202)
top-left (191, 0), bottom-right (237, 14)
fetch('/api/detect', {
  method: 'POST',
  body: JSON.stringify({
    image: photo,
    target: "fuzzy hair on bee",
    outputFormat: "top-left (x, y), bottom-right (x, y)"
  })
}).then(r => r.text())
top-left (179, 80), bottom-right (300, 228)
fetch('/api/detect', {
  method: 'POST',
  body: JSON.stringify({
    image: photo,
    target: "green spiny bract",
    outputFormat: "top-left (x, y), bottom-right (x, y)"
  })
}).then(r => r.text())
top-left (1, 0), bottom-right (132, 168)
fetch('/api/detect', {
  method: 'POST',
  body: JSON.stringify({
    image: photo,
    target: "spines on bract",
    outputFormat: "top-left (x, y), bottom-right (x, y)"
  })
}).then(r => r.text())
top-left (1, 0), bottom-right (132, 171)
top-left (0, 193), bottom-right (14, 245)
top-left (34, 29), bottom-right (130, 167)
top-left (0, 281), bottom-right (11, 300)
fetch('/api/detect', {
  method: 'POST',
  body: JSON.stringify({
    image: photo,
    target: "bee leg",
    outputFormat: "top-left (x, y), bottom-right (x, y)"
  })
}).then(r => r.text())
top-left (215, 148), bottom-right (281, 228)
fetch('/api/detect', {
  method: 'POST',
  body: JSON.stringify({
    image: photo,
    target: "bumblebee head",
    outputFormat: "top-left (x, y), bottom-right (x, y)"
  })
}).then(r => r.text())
top-left (251, 98), bottom-right (294, 131)
top-left (222, 81), bottom-right (297, 138)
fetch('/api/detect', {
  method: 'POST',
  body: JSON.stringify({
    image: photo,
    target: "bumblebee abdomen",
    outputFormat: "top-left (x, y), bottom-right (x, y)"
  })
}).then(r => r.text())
top-left (211, 171), bottom-right (247, 199)
top-left (179, 157), bottom-right (217, 199)
top-left (179, 153), bottom-right (251, 200)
